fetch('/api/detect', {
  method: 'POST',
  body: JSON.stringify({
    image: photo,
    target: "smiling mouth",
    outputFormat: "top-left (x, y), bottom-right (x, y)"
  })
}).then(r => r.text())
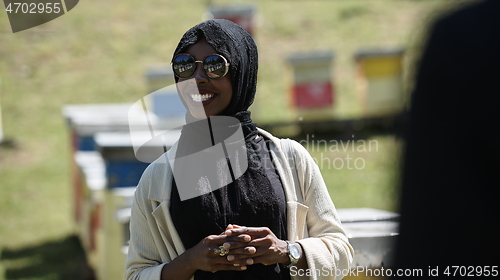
top-left (190, 93), bottom-right (215, 103)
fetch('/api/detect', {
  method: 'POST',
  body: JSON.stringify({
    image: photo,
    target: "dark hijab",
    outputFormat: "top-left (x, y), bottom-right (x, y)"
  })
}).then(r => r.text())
top-left (172, 19), bottom-right (258, 118)
top-left (169, 20), bottom-right (289, 280)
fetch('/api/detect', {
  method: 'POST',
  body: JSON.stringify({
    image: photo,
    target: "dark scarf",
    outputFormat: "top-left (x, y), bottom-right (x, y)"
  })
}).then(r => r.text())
top-left (169, 20), bottom-right (289, 280)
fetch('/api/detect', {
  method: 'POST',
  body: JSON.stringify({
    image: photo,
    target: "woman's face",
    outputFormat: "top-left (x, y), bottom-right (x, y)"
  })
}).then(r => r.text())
top-left (177, 39), bottom-right (232, 119)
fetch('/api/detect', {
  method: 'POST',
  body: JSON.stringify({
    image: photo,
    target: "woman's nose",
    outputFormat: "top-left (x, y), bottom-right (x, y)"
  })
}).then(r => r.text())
top-left (192, 62), bottom-right (209, 84)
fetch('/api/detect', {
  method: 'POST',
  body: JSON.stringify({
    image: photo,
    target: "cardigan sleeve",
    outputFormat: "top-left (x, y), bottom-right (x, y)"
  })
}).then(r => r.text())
top-left (125, 164), bottom-right (168, 280)
top-left (290, 140), bottom-right (354, 280)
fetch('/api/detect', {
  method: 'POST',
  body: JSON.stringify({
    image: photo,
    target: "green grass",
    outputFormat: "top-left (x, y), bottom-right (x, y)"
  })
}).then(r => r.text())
top-left (309, 134), bottom-right (403, 211)
top-left (0, 235), bottom-right (92, 280)
top-left (0, 0), bottom-right (469, 279)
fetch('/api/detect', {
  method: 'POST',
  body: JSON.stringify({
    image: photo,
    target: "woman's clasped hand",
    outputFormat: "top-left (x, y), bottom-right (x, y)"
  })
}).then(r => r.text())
top-left (189, 224), bottom-right (291, 273)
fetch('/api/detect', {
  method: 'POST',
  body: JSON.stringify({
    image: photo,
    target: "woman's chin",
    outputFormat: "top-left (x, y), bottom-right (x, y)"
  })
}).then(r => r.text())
top-left (188, 106), bottom-right (221, 119)
top-left (190, 112), bottom-right (208, 119)
top-left (187, 108), bottom-right (213, 119)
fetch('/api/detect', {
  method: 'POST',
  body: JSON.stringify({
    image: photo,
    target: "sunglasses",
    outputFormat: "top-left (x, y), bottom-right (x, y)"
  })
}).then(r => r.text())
top-left (172, 53), bottom-right (230, 79)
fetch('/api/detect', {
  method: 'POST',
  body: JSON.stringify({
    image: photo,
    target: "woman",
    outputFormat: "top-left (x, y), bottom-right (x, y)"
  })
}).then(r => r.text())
top-left (126, 19), bottom-right (353, 280)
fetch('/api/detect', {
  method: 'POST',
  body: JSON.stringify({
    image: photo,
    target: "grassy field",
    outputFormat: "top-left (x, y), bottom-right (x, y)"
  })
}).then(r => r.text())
top-left (0, 0), bottom-right (469, 279)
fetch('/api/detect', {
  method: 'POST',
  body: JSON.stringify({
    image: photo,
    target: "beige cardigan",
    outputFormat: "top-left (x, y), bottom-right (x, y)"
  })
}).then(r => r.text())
top-left (126, 129), bottom-right (353, 280)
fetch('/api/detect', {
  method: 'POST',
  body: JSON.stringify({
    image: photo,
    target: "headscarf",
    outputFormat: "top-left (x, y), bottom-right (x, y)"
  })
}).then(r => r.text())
top-left (172, 19), bottom-right (258, 118)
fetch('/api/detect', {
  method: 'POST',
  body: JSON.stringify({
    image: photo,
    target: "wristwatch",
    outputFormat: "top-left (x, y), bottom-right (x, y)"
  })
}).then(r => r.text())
top-left (285, 241), bottom-right (301, 269)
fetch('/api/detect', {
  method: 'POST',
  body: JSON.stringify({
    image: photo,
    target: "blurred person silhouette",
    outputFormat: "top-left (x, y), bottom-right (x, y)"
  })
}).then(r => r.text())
top-left (394, 0), bottom-right (500, 276)
top-left (126, 19), bottom-right (353, 280)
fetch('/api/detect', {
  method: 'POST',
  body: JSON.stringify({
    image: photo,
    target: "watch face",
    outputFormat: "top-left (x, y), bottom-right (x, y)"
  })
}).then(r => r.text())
top-left (290, 244), bottom-right (301, 259)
